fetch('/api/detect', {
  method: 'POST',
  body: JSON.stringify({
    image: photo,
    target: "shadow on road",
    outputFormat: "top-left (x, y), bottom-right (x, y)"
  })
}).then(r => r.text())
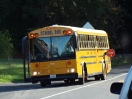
top-left (0, 79), bottom-right (95, 93)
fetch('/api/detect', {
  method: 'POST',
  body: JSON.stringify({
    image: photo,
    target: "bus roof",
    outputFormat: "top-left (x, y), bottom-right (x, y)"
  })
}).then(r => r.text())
top-left (30, 25), bottom-right (107, 34)
top-left (53, 25), bottom-right (107, 34)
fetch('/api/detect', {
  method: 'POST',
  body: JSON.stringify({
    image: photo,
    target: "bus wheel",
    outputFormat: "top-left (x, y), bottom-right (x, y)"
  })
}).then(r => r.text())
top-left (79, 68), bottom-right (87, 84)
top-left (70, 79), bottom-right (75, 84)
top-left (40, 81), bottom-right (46, 87)
top-left (46, 80), bottom-right (51, 85)
top-left (64, 79), bottom-right (70, 83)
top-left (32, 81), bottom-right (38, 84)
top-left (100, 66), bottom-right (107, 80)
top-left (94, 75), bottom-right (100, 80)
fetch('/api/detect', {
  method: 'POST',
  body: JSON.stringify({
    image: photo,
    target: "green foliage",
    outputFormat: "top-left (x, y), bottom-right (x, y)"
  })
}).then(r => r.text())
top-left (0, 59), bottom-right (23, 82)
top-left (111, 55), bottom-right (132, 67)
top-left (0, 30), bottom-right (14, 58)
top-left (0, 0), bottom-right (131, 53)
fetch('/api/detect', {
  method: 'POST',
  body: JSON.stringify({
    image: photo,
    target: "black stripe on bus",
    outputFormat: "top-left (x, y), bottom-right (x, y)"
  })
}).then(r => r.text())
top-left (86, 62), bottom-right (96, 64)
top-left (98, 55), bottom-right (104, 57)
top-left (88, 72), bottom-right (102, 76)
top-left (99, 60), bottom-right (108, 63)
top-left (80, 56), bottom-right (96, 58)
top-left (80, 62), bottom-right (96, 65)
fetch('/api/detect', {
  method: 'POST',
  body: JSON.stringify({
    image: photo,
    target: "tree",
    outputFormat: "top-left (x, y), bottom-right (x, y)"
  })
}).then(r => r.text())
top-left (0, 30), bottom-right (14, 58)
top-left (0, 0), bottom-right (131, 54)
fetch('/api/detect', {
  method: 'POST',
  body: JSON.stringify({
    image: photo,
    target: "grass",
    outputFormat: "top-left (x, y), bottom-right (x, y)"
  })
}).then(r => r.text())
top-left (0, 55), bottom-right (132, 83)
top-left (0, 58), bottom-right (24, 83)
top-left (111, 55), bottom-right (132, 67)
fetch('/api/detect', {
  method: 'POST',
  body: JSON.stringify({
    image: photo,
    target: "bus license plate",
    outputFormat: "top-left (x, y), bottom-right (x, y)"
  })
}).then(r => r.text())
top-left (50, 75), bottom-right (56, 78)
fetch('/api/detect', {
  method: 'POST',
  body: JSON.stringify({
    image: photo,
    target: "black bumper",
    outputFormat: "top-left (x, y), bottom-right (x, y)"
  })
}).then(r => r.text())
top-left (31, 73), bottom-right (78, 82)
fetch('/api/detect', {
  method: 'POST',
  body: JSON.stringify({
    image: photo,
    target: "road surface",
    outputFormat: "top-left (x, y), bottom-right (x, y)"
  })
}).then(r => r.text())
top-left (0, 64), bottom-right (131, 99)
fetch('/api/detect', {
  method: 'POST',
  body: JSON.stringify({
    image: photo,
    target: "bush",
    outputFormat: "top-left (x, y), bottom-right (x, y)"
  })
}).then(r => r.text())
top-left (111, 54), bottom-right (132, 67)
top-left (0, 30), bottom-right (14, 58)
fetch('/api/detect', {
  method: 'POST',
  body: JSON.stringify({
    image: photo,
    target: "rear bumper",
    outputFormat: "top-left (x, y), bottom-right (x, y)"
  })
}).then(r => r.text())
top-left (31, 73), bottom-right (78, 82)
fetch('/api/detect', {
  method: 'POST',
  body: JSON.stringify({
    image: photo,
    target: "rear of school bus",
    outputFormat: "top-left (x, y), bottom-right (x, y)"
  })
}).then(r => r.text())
top-left (28, 26), bottom-right (79, 87)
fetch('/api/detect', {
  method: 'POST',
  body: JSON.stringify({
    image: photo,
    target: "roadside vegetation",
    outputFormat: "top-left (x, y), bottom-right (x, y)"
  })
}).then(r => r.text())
top-left (111, 54), bottom-right (132, 67)
top-left (0, 59), bottom-right (23, 83)
top-left (0, 55), bottom-right (132, 83)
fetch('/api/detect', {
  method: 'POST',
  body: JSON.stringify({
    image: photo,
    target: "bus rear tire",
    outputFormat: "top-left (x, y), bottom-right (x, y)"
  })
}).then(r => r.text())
top-left (32, 80), bottom-right (38, 84)
top-left (64, 79), bottom-right (70, 83)
top-left (95, 75), bottom-right (100, 80)
top-left (40, 81), bottom-right (46, 87)
top-left (70, 79), bottom-right (75, 84)
top-left (100, 66), bottom-right (107, 80)
top-left (79, 78), bottom-right (84, 85)
top-left (46, 80), bottom-right (51, 85)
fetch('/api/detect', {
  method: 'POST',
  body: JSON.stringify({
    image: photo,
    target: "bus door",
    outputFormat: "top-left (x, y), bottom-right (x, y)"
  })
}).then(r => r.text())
top-left (22, 36), bottom-right (31, 82)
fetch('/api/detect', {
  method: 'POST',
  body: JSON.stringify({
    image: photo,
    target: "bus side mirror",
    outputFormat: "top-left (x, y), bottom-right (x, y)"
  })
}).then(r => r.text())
top-left (22, 36), bottom-right (28, 53)
top-left (110, 82), bottom-right (123, 94)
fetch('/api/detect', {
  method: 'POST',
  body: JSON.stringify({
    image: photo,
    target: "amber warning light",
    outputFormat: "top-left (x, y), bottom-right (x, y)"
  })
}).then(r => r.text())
top-left (29, 33), bottom-right (39, 38)
top-left (63, 30), bottom-right (73, 35)
top-left (106, 49), bottom-right (115, 57)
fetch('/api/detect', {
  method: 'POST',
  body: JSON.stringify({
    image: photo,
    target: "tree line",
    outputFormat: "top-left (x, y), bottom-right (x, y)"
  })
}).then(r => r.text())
top-left (0, 0), bottom-right (131, 58)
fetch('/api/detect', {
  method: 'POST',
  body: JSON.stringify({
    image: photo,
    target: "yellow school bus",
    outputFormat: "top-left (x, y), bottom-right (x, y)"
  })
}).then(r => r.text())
top-left (22, 24), bottom-right (113, 87)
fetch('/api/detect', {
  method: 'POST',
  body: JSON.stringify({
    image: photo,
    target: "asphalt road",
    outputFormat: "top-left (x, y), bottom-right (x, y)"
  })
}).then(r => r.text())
top-left (0, 64), bottom-right (132, 99)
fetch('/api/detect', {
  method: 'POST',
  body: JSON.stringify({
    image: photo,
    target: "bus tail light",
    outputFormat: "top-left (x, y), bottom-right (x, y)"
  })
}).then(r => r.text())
top-left (35, 64), bottom-right (39, 68)
top-left (67, 61), bottom-right (71, 65)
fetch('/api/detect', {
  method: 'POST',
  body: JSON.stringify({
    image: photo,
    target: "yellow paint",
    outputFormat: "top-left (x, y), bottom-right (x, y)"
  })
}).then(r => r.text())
top-left (30, 59), bottom-right (77, 76)
top-left (29, 25), bottom-right (112, 79)
top-left (28, 26), bottom-right (73, 38)
top-left (30, 67), bottom-right (77, 76)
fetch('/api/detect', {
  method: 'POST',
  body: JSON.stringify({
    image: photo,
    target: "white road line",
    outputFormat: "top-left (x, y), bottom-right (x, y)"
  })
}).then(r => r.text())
top-left (41, 73), bottom-right (127, 99)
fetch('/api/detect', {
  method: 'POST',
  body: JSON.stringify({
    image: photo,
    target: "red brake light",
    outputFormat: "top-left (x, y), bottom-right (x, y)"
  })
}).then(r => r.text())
top-left (30, 33), bottom-right (34, 38)
top-left (67, 30), bottom-right (72, 34)
top-left (67, 61), bottom-right (71, 65)
top-left (35, 64), bottom-right (39, 68)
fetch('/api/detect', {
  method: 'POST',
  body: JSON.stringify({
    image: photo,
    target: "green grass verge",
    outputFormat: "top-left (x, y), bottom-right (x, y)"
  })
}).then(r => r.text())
top-left (111, 55), bottom-right (132, 67)
top-left (0, 59), bottom-right (24, 83)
